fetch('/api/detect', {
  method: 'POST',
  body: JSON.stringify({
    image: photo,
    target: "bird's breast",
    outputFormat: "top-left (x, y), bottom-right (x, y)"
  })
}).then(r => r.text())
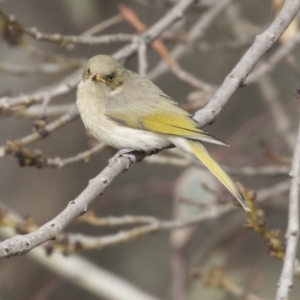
top-left (76, 80), bottom-right (170, 151)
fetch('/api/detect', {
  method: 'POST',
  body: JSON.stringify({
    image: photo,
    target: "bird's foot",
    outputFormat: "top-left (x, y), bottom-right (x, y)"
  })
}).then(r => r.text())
top-left (145, 148), bottom-right (160, 156)
top-left (109, 148), bottom-right (136, 166)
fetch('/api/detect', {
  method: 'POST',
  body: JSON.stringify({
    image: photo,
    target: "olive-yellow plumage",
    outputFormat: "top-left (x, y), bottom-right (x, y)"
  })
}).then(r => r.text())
top-left (77, 54), bottom-right (249, 211)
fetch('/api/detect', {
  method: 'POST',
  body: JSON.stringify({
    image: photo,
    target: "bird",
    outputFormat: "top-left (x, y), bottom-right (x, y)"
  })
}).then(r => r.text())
top-left (76, 54), bottom-right (249, 212)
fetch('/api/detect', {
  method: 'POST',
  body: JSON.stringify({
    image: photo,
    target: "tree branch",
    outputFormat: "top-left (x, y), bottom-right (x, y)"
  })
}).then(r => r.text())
top-left (0, 69), bottom-right (82, 112)
top-left (194, 0), bottom-right (300, 127)
top-left (0, 105), bottom-right (79, 158)
top-left (0, 154), bottom-right (135, 258)
top-left (275, 118), bottom-right (300, 300)
top-left (1, 0), bottom-right (297, 261)
top-left (0, 8), bottom-right (136, 46)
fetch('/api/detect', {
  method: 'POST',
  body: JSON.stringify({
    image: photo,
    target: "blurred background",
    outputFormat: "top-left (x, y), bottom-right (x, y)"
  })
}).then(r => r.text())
top-left (0, 0), bottom-right (300, 299)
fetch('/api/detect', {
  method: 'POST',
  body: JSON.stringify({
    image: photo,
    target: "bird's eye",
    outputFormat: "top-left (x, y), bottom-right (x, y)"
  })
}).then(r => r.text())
top-left (87, 68), bottom-right (91, 74)
top-left (107, 74), bottom-right (113, 82)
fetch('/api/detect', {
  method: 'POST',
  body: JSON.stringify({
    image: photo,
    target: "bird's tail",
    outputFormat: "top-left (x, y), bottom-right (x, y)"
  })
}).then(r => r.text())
top-left (172, 138), bottom-right (250, 212)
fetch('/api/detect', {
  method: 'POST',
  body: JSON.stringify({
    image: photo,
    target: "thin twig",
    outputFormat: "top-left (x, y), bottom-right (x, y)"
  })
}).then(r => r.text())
top-left (146, 154), bottom-right (290, 176)
top-left (257, 75), bottom-right (294, 151)
top-left (52, 180), bottom-right (291, 254)
top-left (120, 4), bottom-right (212, 91)
top-left (79, 213), bottom-right (158, 227)
top-left (0, 106), bottom-right (79, 157)
top-left (0, 0), bottom-right (194, 112)
top-left (148, 0), bottom-right (234, 80)
top-left (0, 60), bottom-right (80, 75)
top-left (15, 104), bottom-right (73, 117)
top-left (46, 142), bottom-right (106, 169)
top-left (0, 70), bottom-right (82, 112)
top-left (113, 0), bottom-right (195, 61)
top-left (138, 42), bottom-right (148, 76)
top-left (196, 39), bottom-right (254, 52)
top-left (81, 15), bottom-right (123, 36)
top-left (0, 8), bottom-right (136, 46)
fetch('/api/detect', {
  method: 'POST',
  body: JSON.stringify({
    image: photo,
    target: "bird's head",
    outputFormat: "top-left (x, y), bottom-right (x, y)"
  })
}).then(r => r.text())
top-left (82, 55), bottom-right (125, 90)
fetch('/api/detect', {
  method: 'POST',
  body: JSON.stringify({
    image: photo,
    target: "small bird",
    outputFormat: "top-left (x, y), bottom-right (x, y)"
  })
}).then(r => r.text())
top-left (77, 55), bottom-right (249, 211)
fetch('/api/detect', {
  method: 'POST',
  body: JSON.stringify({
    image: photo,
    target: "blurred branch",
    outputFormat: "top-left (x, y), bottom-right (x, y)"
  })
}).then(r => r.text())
top-left (0, 70), bottom-right (82, 112)
top-left (243, 188), bottom-right (285, 260)
top-left (113, 0), bottom-right (195, 61)
top-left (0, 177), bottom-right (290, 258)
top-left (146, 154), bottom-right (291, 176)
top-left (0, 60), bottom-right (80, 75)
top-left (80, 14), bottom-right (123, 36)
top-left (137, 41), bottom-right (148, 76)
top-left (41, 180), bottom-right (291, 254)
top-left (248, 30), bottom-right (300, 84)
top-left (275, 118), bottom-right (300, 300)
top-left (257, 76), bottom-right (294, 151)
top-left (39, 206), bottom-right (235, 254)
top-left (0, 222), bottom-right (158, 300)
top-left (192, 267), bottom-right (265, 300)
top-left (119, 4), bottom-right (213, 91)
top-left (148, 0), bottom-right (233, 80)
top-left (15, 104), bottom-right (73, 117)
top-left (0, 8), bottom-right (136, 46)
top-left (79, 212), bottom-right (157, 227)
top-left (196, 39), bottom-right (254, 52)
top-left (46, 142), bottom-right (106, 169)
top-left (0, 105), bottom-right (79, 158)
top-left (194, 0), bottom-right (300, 126)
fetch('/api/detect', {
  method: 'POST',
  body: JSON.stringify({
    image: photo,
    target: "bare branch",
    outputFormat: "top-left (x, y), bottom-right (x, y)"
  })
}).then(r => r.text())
top-left (0, 223), bottom-right (158, 300)
top-left (148, 0), bottom-right (234, 80)
top-left (0, 154), bottom-right (135, 258)
top-left (79, 213), bottom-right (158, 227)
top-left (119, 1), bottom-right (211, 92)
top-left (0, 0), bottom-right (195, 112)
top-left (0, 8), bottom-right (136, 46)
top-left (0, 60), bottom-right (80, 75)
top-left (1, 0), bottom-right (296, 263)
top-left (52, 180), bottom-right (291, 254)
top-left (0, 105), bottom-right (79, 158)
top-left (0, 70), bottom-right (82, 112)
top-left (194, 0), bottom-right (300, 127)
top-left (257, 76), bottom-right (294, 151)
top-left (15, 104), bottom-right (73, 117)
top-left (145, 154), bottom-right (290, 176)
top-left (113, 0), bottom-right (196, 61)
top-left (0, 171), bottom-right (290, 258)
top-left (137, 42), bottom-right (148, 76)
top-left (196, 39), bottom-right (254, 52)
top-left (80, 15), bottom-right (123, 36)
top-left (46, 142), bottom-right (106, 169)
top-left (248, 30), bottom-right (300, 84)
top-left (275, 118), bottom-right (300, 300)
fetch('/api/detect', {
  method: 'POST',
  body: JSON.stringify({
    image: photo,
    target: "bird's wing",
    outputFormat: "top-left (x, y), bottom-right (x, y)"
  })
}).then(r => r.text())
top-left (105, 94), bottom-right (226, 146)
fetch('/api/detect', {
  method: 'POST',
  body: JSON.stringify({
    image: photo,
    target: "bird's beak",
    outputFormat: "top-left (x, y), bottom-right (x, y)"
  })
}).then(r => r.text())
top-left (89, 73), bottom-right (106, 83)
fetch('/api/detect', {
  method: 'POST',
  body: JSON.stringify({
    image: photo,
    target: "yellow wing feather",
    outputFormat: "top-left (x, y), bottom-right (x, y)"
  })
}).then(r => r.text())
top-left (107, 105), bottom-right (226, 145)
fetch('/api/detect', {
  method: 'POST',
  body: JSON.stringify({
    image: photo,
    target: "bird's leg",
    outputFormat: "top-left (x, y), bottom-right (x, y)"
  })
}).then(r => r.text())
top-left (109, 148), bottom-right (136, 165)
